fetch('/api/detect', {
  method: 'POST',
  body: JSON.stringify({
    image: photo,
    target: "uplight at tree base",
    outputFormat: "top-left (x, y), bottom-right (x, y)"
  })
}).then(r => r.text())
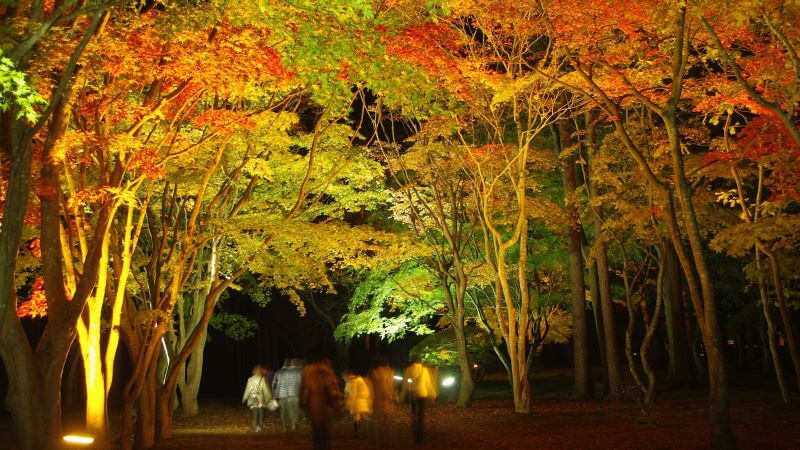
top-left (441, 376), bottom-right (455, 387)
top-left (63, 435), bottom-right (95, 445)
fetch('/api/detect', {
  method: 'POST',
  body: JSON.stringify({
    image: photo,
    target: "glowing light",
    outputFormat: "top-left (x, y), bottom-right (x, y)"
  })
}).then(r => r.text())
top-left (63, 435), bottom-right (95, 445)
top-left (393, 375), bottom-right (403, 381)
top-left (441, 376), bottom-right (455, 387)
top-left (407, 378), bottom-right (413, 383)
top-left (472, 364), bottom-right (479, 368)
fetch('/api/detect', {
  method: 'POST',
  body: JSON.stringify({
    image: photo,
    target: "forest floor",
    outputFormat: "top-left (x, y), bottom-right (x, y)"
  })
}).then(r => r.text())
top-left (2, 370), bottom-right (799, 449)
top-left (149, 371), bottom-right (800, 450)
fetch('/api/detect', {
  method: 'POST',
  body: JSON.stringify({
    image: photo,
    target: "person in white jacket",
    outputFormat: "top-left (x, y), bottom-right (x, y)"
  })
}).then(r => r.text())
top-left (242, 364), bottom-right (273, 432)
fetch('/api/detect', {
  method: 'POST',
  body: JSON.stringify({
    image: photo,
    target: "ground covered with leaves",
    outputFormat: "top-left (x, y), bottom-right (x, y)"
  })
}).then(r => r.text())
top-left (151, 387), bottom-right (799, 449)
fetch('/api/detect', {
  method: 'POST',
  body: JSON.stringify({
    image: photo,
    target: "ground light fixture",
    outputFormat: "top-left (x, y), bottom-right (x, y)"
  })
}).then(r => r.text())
top-left (441, 376), bottom-right (455, 387)
top-left (63, 434), bottom-right (95, 445)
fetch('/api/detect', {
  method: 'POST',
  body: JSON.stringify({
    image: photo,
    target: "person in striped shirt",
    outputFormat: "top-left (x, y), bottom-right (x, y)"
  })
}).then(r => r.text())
top-left (272, 358), bottom-right (303, 431)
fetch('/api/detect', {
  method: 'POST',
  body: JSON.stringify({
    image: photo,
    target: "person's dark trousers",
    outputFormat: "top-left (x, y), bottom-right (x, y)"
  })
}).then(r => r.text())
top-left (311, 422), bottom-right (331, 450)
top-left (411, 397), bottom-right (425, 444)
top-left (252, 407), bottom-right (265, 429)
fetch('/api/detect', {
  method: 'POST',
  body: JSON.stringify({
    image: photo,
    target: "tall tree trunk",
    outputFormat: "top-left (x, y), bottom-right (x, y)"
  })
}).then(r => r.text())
top-left (558, 119), bottom-right (593, 400)
top-left (596, 242), bottom-right (623, 400)
top-left (664, 239), bottom-right (691, 386)
top-left (756, 250), bottom-right (790, 402)
top-left (761, 248), bottom-right (800, 391)
top-left (664, 113), bottom-right (733, 448)
top-left (137, 365), bottom-right (158, 449)
top-left (453, 321), bottom-right (476, 407)
top-left (0, 115), bottom-right (53, 449)
top-left (180, 333), bottom-right (208, 416)
top-left (583, 114), bottom-right (622, 400)
top-left (588, 261), bottom-right (609, 395)
top-left (447, 273), bottom-right (475, 407)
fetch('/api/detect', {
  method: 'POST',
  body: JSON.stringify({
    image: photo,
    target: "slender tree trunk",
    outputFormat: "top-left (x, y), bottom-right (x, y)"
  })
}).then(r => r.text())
top-left (756, 250), bottom-right (790, 402)
top-left (137, 364), bottom-right (158, 449)
top-left (453, 321), bottom-right (475, 407)
top-left (665, 113), bottom-right (734, 449)
top-left (588, 261), bottom-right (609, 395)
top-left (641, 246), bottom-right (666, 405)
top-left (559, 120), bottom-right (592, 400)
top-left (762, 249), bottom-right (800, 391)
top-left (596, 242), bottom-right (623, 400)
top-left (583, 118), bottom-right (622, 400)
top-left (664, 239), bottom-right (691, 386)
top-left (181, 332), bottom-right (207, 416)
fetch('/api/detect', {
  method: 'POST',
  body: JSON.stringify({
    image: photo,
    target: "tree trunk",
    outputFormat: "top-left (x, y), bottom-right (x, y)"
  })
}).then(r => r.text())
top-left (559, 120), bottom-right (592, 400)
top-left (180, 332), bottom-right (207, 416)
top-left (664, 239), bottom-right (691, 386)
top-left (596, 242), bottom-right (623, 400)
top-left (136, 368), bottom-right (157, 449)
top-left (156, 385), bottom-right (174, 440)
top-left (583, 119), bottom-right (622, 400)
top-left (510, 356), bottom-right (531, 413)
top-left (588, 261), bottom-right (609, 395)
top-left (691, 322), bottom-right (706, 377)
top-left (762, 249), bottom-right (800, 391)
top-left (453, 322), bottom-right (475, 407)
top-left (665, 113), bottom-right (734, 449)
top-left (0, 118), bottom-right (49, 449)
top-left (756, 250), bottom-right (790, 402)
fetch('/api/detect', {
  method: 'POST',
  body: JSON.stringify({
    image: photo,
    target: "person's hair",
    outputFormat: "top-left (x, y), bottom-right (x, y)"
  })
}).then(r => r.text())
top-left (375, 354), bottom-right (389, 367)
top-left (410, 355), bottom-right (422, 364)
top-left (252, 364), bottom-right (265, 375)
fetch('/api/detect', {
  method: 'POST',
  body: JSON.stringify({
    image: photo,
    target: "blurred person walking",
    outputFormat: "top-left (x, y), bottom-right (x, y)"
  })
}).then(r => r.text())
top-left (273, 358), bottom-right (303, 431)
top-left (344, 370), bottom-right (373, 437)
top-left (369, 355), bottom-right (398, 447)
top-left (400, 357), bottom-right (436, 445)
top-left (301, 358), bottom-right (342, 450)
top-left (242, 364), bottom-right (272, 432)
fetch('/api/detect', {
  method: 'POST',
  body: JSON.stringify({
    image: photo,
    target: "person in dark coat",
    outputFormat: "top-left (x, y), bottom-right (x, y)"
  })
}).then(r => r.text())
top-left (300, 358), bottom-right (342, 450)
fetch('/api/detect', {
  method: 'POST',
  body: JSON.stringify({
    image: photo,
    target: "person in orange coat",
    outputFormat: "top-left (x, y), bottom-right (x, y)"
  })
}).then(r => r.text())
top-left (300, 359), bottom-right (342, 450)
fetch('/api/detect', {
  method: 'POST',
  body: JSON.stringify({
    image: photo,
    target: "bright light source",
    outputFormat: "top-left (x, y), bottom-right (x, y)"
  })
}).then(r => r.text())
top-left (407, 378), bottom-right (413, 383)
top-left (472, 364), bottom-right (479, 368)
top-left (441, 376), bottom-right (455, 387)
top-left (63, 435), bottom-right (95, 445)
top-left (393, 375), bottom-right (403, 381)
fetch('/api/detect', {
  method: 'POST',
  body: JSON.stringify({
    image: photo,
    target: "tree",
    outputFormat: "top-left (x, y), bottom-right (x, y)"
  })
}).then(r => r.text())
top-left (547, 1), bottom-right (736, 444)
top-left (382, 134), bottom-right (485, 407)
top-left (0, 3), bottom-right (113, 448)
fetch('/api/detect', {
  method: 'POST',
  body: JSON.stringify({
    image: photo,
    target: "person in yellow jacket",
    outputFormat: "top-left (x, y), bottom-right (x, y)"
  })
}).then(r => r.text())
top-left (344, 371), bottom-right (373, 437)
top-left (400, 357), bottom-right (436, 444)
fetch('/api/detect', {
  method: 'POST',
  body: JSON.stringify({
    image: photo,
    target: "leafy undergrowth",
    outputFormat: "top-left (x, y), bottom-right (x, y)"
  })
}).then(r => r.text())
top-left (153, 389), bottom-right (800, 449)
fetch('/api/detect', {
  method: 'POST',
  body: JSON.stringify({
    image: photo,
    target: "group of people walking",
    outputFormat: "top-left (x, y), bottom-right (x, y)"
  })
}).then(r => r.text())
top-left (241, 355), bottom-right (437, 449)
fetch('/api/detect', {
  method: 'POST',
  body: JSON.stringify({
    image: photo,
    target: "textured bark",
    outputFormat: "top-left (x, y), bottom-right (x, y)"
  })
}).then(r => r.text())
top-left (756, 251), bottom-right (790, 402)
top-left (583, 114), bottom-right (623, 400)
top-left (558, 120), bottom-right (592, 400)
top-left (762, 249), bottom-right (800, 391)
top-left (664, 240), bottom-right (691, 386)
top-left (587, 261), bottom-right (609, 394)
top-left (453, 322), bottom-right (476, 407)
